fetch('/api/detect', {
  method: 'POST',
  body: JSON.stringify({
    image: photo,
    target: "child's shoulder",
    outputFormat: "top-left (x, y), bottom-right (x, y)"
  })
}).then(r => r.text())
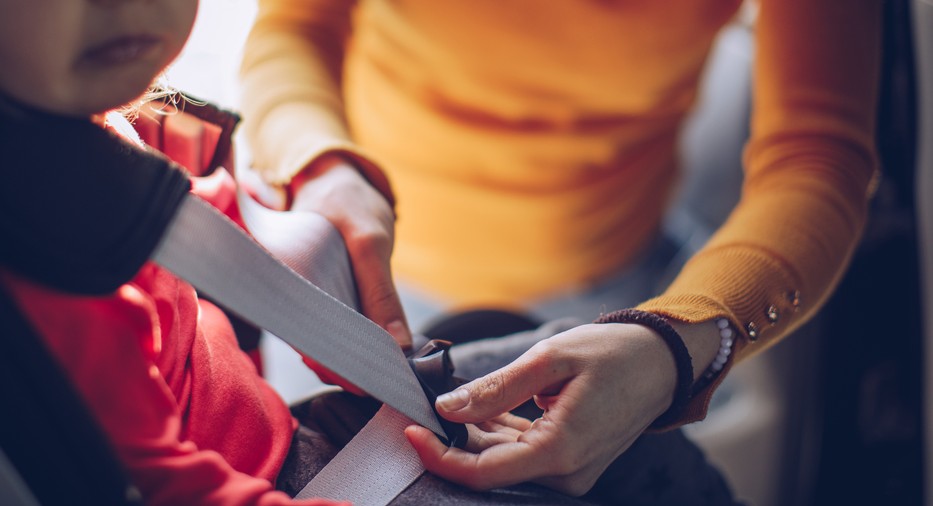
top-left (130, 94), bottom-right (241, 178)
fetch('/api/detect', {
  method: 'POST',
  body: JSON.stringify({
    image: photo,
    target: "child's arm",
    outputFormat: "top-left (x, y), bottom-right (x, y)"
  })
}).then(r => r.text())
top-left (0, 273), bottom-right (345, 506)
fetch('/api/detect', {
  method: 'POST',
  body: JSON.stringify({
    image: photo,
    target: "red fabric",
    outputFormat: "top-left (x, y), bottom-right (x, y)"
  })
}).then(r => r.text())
top-left (0, 125), bottom-right (345, 505)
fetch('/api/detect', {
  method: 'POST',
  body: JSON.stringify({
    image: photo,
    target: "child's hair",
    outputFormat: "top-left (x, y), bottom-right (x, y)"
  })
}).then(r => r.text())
top-left (119, 75), bottom-right (205, 122)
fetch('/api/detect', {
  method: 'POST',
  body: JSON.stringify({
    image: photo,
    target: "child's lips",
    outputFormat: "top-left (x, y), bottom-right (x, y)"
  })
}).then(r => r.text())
top-left (80, 35), bottom-right (162, 67)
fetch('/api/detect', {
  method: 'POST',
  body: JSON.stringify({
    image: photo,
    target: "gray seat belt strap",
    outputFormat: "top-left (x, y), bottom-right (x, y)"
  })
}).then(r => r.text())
top-left (0, 449), bottom-right (39, 506)
top-left (151, 193), bottom-right (439, 504)
top-left (150, 194), bottom-right (443, 438)
top-left (296, 405), bottom-right (426, 505)
top-left (232, 189), bottom-right (433, 505)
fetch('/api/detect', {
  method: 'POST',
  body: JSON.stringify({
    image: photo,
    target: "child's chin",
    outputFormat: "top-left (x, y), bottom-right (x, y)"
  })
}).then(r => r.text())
top-left (91, 82), bottom-right (155, 113)
top-left (67, 84), bottom-right (153, 118)
top-left (9, 87), bottom-right (151, 119)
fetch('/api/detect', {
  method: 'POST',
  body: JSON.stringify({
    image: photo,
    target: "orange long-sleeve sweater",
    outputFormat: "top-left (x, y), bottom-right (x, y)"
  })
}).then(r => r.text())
top-left (241, 0), bottom-right (880, 422)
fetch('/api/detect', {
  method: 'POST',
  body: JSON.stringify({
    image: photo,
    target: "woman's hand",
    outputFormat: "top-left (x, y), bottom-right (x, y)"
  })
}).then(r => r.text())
top-left (403, 323), bottom-right (682, 496)
top-left (289, 155), bottom-right (411, 393)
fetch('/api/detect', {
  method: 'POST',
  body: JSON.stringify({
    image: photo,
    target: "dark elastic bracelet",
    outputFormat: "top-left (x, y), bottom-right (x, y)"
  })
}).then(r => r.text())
top-left (593, 309), bottom-right (693, 428)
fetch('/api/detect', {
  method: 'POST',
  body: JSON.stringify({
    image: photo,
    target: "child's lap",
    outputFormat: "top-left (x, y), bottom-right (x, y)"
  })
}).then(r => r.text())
top-left (279, 391), bottom-right (739, 506)
top-left (277, 411), bottom-right (590, 505)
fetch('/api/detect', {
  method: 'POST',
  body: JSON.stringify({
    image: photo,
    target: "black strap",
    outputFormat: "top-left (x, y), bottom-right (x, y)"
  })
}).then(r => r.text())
top-left (408, 340), bottom-right (469, 448)
top-left (0, 94), bottom-right (191, 295)
top-left (0, 285), bottom-right (141, 505)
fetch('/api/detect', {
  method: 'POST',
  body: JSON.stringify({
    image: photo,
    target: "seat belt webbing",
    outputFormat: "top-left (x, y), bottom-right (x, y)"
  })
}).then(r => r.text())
top-left (151, 195), bottom-right (442, 436)
top-left (152, 193), bottom-right (439, 504)
top-left (296, 405), bottom-right (426, 505)
top-left (235, 184), bottom-right (433, 504)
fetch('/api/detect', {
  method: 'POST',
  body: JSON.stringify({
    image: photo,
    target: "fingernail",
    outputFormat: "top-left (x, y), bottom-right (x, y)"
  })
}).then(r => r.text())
top-left (436, 387), bottom-right (470, 412)
top-left (386, 320), bottom-right (412, 349)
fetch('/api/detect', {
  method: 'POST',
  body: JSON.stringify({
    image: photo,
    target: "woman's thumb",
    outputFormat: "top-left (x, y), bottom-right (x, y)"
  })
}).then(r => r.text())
top-left (435, 350), bottom-right (569, 423)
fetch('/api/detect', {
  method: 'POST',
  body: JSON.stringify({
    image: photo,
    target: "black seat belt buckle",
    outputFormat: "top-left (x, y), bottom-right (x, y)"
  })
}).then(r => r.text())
top-left (408, 339), bottom-right (469, 449)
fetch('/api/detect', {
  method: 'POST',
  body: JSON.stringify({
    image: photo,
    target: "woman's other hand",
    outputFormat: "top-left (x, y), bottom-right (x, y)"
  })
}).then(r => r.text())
top-left (289, 155), bottom-right (411, 393)
top-left (404, 322), bottom-right (682, 496)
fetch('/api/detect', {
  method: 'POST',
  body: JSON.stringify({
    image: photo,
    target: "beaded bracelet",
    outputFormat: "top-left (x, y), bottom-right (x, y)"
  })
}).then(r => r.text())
top-left (692, 318), bottom-right (735, 394)
top-left (593, 309), bottom-right (693, 428)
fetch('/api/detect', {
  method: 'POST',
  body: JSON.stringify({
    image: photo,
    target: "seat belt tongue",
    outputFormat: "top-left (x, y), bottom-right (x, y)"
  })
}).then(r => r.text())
top-left (408, 340), bottom-right (469, 449)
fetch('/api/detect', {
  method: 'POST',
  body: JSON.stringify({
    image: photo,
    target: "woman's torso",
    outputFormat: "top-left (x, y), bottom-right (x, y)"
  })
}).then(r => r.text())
top-left (343, 0), bottom-right (743, 306)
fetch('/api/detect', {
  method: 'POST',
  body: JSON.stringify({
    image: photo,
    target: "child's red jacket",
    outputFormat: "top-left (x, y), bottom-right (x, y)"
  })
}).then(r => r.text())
top-left (0, 110), bottom-right (343, 505)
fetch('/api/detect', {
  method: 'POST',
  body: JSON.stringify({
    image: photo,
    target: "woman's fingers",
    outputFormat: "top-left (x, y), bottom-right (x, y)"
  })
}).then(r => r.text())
top-left (463, 423), bottom-right (518, 452)
top-left (475, 412), bottom-right (533, 433)
top-left (344, 231), bottom-right (412, 350)
top-left (435, 340), bottom-right (574, 423)
top-left (290, 158), bottom-right (412, 350)
top-left (404, 423), bottom-right (557, 491)
top-left (464, 412), bottom-right (533, 450)
top-left (404, 324), bottom-right (686, 496)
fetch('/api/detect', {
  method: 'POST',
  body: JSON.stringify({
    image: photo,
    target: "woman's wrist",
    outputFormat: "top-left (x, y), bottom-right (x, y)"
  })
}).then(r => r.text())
top-left (288, 154), bottom-right (358, 209)
top-left (594, 309), bottom-right (693, 428)
top-left (286, 148), bottom-right (396, 212)
top-left (669, 318), bottom-right (736, 393)
top-left (594, 310), bottom-right (739, 428)
top-left (667, 319), bottom-right (724, 383)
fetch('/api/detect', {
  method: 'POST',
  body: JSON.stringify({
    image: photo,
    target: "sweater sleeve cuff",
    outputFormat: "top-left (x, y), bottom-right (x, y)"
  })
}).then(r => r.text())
top-left (634, 296), bottom-right (747, 430)
top-left (265, 140), bottom-right (396, 209)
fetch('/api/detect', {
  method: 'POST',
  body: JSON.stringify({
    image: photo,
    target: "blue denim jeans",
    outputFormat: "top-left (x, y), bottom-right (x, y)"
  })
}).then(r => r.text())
top-left (399, 229), bottom-right (690, 333)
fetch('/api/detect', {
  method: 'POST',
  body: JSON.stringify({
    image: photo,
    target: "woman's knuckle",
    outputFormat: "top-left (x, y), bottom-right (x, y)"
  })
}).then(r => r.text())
top-left (366, 282), bottom-right (397, 307)
top-left (528, 341), bottom-right (573, 376)
top-left (527, 342), bottom-right (555, 366)
top-left (475, 373), bottom-right (509, 405)
top-left (347, 231), bottom-right (386, 255)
